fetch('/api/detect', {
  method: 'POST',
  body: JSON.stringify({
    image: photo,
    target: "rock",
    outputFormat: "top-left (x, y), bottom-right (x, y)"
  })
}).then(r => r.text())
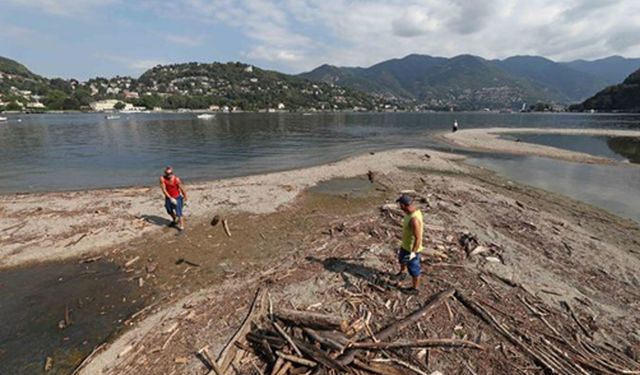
top-left (367, 170), bottom-right (375, 183)
top-left (210, 214), bottom-right (221, 226)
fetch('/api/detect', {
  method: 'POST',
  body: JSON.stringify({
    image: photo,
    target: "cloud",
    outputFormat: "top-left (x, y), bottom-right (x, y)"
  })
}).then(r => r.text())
top-left (0, 25), bottom-right (41, 40)
top-left (245, 46), bottom-right (302, 62)
top-left (5, 0), bottom-right (118, 16)
top-left (100, 55), bottom-right (167, 71)
top-left (164, 34), bottom-right (202, 47)
top-left (392, 7), bottom-right (437, 37)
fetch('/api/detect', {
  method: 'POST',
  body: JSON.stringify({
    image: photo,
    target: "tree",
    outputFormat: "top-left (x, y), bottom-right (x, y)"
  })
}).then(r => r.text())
top-left (6, 101), bottom-right (22, 111)
top-left (114, 101), bottom-right (126, 110)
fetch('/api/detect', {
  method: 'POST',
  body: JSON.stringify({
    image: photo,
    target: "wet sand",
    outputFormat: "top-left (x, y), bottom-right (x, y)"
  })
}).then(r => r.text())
top-left (0, 149), bottom-right (463, 268)
top-left (439, 127), bottom-right (640, 164)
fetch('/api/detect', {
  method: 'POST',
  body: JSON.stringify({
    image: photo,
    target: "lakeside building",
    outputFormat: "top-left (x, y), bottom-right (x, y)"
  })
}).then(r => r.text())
top-left (90, 99), bottom-right (134, 111)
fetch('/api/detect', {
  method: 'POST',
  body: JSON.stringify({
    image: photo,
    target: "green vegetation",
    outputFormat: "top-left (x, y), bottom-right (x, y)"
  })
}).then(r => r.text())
top-left (569, 69), bottom-right (640, 112)
top-left (1, 57), bottom-right (382, 112)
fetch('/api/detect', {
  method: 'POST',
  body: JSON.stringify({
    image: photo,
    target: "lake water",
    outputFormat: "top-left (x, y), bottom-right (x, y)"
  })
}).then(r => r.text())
top-left (1, 112), bottom-right (640, 193)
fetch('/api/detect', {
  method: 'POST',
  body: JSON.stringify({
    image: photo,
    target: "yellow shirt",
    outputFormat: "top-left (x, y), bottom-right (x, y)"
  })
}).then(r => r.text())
top-left (401, 209), bottom-right (424, 252)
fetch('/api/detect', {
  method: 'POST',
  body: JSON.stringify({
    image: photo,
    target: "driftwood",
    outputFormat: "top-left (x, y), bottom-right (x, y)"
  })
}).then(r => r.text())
top-left (338, 288), bottom-right (455, 365)
top-left (303, 328), bottom-right (345, 352)
top-left (454, 290), bottom-right (578, 375)
top-left (273, 321), bottom-right (303, 356)
top-left (349, 338), bottom-right (484, 351)
top-left (222, 219), bottom-right (232, 237)
top-left (275, 308), bottom-right (348, 332)
top-left (212, 288), bottom-right (266, 374)
top-left (275, 351), bottom-right (317, 367)
top-left (198, 346), bottom-right (224, 375)
top-left (65, 233), bottom-right (88, 247)
top-left (352, 358), bottom-right (405, 375)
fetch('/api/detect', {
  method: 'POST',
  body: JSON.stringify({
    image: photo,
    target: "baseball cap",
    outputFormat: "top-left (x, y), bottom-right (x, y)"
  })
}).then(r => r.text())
top-left (396, 194), bottom-right (413, 205)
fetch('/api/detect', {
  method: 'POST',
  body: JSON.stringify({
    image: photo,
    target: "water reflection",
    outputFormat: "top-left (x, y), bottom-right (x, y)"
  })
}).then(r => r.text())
top-left (469, 155), bottom-right (640, 223)
top-left (506, 133), bottom-right (640, 164)
top-left (608, 137), bottom-right (640, 163)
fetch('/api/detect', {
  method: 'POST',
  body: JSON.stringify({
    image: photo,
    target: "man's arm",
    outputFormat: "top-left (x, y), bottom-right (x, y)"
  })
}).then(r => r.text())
top-left (178, 178), bottom-right (187, 201)
top-left (159, 177), bottom-right (170, 199)
top-left (410, 217), bottom-right (422, 253)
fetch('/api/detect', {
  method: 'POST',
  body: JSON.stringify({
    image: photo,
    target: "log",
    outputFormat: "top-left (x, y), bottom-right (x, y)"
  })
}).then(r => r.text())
top-left (292, 338), bottom-right (351, 372)
top-left (349, 338), bottom-right (484, 351)
top-left (454, 290), bottom-right (564, 374)
top-left (213, 288), bottom-right (266, 374)
top-left (303, 328), bottom-right (345, 352)
top-left (275, 308), bottom-right (348, 332)
top-left (338, 288), bottom-right (455, 365)
top-left (273, 321), bottom-right (303, 357)
top-left (198, 347), bottom-right (224, 375)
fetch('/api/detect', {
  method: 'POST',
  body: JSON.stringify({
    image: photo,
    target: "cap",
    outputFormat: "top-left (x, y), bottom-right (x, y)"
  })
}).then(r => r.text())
top-left (396, 194), bottom-right (413, 205)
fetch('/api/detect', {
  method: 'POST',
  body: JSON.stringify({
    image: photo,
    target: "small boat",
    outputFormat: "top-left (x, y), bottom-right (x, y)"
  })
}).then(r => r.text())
top-left (0, 116), bottom-right (7, 122)
top-left (105, 115), bottom-right (120, 120)
top-left (196, 113), bottom-right (216, 119)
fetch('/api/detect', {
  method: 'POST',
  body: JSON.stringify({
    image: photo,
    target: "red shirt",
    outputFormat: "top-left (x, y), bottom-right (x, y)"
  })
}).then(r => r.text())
top-left (162, 176), bottom-right (182, 198)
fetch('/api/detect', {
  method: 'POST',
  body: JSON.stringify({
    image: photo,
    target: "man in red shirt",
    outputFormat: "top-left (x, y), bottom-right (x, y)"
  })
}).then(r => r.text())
top-left (160, 166), bottom-right (188, 231)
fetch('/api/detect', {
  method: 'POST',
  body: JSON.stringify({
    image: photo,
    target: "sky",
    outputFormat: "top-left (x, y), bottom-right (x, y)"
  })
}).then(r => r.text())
top-left (1, 0), bottom-right (639, 80)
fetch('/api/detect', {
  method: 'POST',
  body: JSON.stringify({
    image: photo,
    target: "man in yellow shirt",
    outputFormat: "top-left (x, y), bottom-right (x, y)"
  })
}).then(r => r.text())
top-left (395, 194), bottom-right (424, 295)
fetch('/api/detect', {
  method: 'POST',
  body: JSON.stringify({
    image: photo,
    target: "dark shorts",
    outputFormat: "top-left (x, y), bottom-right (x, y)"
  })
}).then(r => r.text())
top-left (165, 195), bottom-right (183, 217)
top-left (398, 248), bottom-right (421, 277)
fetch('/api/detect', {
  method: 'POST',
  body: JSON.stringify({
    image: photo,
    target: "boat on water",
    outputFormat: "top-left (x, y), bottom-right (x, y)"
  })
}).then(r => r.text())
top-left (105, 115), bottom-right (121, 120)
top-left (196, 113), bottom-right (216, 119)
top-left (0, 116), bottom-right (8, 122)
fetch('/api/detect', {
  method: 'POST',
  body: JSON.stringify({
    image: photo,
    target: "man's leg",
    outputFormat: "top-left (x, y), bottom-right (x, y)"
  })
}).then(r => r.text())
top-left (165, 198), bottom-right (177, 225)
top-left (175, 196), bottom-right (185, 230)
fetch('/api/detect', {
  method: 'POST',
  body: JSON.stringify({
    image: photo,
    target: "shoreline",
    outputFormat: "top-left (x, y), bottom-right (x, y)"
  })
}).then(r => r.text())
top-left (75, 148), bottom-right (640, 375)
top-left (0, 148), bottom-right (464, 269)
top-left (439, 127), bottom-right (640, 164)
top-left (3, 147), bottom-right (640, 373)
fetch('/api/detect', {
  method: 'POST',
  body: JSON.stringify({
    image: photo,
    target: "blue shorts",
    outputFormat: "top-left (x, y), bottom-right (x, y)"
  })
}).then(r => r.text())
top-left (165, 196), bottom-right (183, 217)
top-left (398, 248), bottom-right (421, 277)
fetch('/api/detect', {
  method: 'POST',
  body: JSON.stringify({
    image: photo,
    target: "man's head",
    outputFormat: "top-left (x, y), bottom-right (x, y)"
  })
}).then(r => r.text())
top-left (164, 166), bottom-right (173, 177)
top-left (396, 194), bottom-right (414, 213)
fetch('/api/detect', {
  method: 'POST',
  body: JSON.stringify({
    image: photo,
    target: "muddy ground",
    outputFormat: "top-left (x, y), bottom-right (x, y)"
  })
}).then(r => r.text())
top-left (74, 157), bottom-right (640, 374)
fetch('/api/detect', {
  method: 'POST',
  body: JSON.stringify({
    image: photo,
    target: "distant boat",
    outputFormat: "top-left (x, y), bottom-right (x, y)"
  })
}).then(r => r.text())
top-left (196, 113), bottom-right (216, 119)
top-left (105, 115), bottom-right (120, 120)
top-left (0, 116), bottom-right (7, 122)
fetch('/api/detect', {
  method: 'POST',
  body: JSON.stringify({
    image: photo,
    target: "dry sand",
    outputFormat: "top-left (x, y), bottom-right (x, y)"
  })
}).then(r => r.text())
top-left (0, 149), bottom-right (463, 268)
top-left (440, 127), bottom-right (640, 164)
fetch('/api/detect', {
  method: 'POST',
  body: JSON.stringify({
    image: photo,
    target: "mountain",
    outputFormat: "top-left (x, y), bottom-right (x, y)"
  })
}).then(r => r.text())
top-left (570, 69), bottom-right (640, 112)
top-left (301, 54), bottom-right (569, 110)
top-left (562, 56), bottom-right (640, 86)
top-left (494, 56), bottom-right (606, 101)
top-left (0, 58), bottom-right (380, 111)
top-left (300, 54), bottom-right (639, 110)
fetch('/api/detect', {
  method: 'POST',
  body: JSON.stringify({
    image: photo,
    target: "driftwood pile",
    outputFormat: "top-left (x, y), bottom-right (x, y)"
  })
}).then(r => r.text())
top-left (200, 282), bottom-right (640, 375)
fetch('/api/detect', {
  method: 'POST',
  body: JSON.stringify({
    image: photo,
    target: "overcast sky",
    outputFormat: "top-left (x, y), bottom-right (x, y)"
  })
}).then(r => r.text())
top-left (1, 0), bottom-right (639, 80)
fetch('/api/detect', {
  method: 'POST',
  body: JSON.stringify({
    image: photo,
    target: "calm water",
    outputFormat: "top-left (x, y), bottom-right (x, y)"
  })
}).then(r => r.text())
top-left (501, 133), bottom-right (640, 163)
top-left (469, 155), bottom-right (640, 223)
top-left (1, 112), bottom-right (640, 193)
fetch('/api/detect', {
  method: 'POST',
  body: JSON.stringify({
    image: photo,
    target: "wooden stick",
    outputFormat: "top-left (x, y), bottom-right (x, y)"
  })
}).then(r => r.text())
top-left (454, 290), bottom-right (563, 375)
top-left (372, 357), bottom-right (428, 375)
top-left (65, 233), bottom-right (88, 247)
top-left (560, 301), bottom-right (592, 339)
top-left (161, 328), bottom-right (180, 350)
top-left (348, 338), bottom-right (484, 350)
top-left (275, 309), bottom-right (347, 332)
top-left (273, 321), bottom-right (303, 357)
top-left (222, 219), bottom-right (232, 237)
top-left (198, 346), bottom-right (224, 375)
top-left (338, 288), bottom-right (455, 365)
top-left (275, 351), bottom-right (317, 367)
top-left (352, 359), bottom-right (405, 375)
top-left (214, 288), bottom-right (266, 373)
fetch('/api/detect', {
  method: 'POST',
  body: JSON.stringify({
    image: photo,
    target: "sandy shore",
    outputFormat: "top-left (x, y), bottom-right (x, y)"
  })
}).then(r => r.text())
top-left (73, 147), bottom-right (640, 375)
top-left (440, 127), bottom-right (640, 163)
top-left (0, 149), bottom-right (463, 268)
